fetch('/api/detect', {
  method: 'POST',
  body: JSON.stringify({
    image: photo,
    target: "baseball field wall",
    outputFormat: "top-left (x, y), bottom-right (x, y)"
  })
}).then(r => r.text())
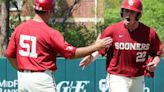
top-left (0, 57), bottom-right (164, 92)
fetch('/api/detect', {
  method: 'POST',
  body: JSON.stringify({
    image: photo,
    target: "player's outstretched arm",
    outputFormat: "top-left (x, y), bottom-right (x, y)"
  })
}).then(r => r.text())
top-left (73, 36), bottom-right (112, 58)
top-left (79, 51), bottom-right (100, 69)
top-left (79, 55), bottom-right (93, 69)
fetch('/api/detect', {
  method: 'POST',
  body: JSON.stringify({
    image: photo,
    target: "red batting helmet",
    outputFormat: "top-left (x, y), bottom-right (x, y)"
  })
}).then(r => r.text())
top-left (34, 0), bottom-right (55, 11)
top-left (121, 0), bottom-right (142, 13)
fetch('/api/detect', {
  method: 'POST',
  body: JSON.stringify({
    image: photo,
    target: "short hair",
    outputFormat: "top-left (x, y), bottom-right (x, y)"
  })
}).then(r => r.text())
top-left (34, 10), bottom-right (47, 15)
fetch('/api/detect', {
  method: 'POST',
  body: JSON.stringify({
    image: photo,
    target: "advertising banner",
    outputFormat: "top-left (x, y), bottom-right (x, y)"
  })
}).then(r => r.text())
top-left (0, 57), bottom-right (164, 92)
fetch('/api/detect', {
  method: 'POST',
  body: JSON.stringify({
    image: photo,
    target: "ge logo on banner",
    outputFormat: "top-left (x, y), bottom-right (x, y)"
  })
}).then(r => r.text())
top-left (57, 81), bottom-right (90, 92)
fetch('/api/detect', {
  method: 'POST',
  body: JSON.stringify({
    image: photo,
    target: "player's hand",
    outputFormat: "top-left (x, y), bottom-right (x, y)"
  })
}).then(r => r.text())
top-left (147, 56), bottom-right (160, 72)
top-left (95, 34), bottom-right (113, 49)
top-left (146, 62), bottom-right (155, 72)
top-left (79, 55), bottom-right (93, 70)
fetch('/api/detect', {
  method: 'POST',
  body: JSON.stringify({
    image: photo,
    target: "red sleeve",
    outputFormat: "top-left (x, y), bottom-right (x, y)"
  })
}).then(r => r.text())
top-left (5, 31), bottom-right (17, 58)
top-left (50, 30), bottom-right (76, 59)
top-left (149, 28), bottom-right (163, 56)
top-left (99, 26), bottom-right (113, 56)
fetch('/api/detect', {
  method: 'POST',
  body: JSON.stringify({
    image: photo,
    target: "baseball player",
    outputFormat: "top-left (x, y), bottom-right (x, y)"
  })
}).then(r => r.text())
top-left (5, 0), bottom-right (113, 92)
top-left (80, 0), bottom-right (163, 92)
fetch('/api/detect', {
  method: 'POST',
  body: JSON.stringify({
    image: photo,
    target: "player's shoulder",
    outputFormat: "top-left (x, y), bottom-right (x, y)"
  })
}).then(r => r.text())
top-left (112, 21), bottom-right (123, 27)
top-left (46, 26), bottom-right (61, 35)
top-left (139, 22), bottom-right (156, 32)
top-left (103, 21), bottom-right (123, 33)
top-left (44, 26), bottom-right (63, 39)
top-left (15, 20), bottom-right (31, 30)
top-left (106, 21), bottom-right (123, 29)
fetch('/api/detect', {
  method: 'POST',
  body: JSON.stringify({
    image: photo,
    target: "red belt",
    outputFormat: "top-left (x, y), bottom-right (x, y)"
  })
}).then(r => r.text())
top-left (19, 70), bottom-right (46, 72)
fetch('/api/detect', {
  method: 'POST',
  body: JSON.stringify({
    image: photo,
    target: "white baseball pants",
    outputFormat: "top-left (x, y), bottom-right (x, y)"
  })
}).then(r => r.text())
top-left (18, 70), bottom-right (57, 92)
top-left (106, 74), bottom-right (145, 92)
